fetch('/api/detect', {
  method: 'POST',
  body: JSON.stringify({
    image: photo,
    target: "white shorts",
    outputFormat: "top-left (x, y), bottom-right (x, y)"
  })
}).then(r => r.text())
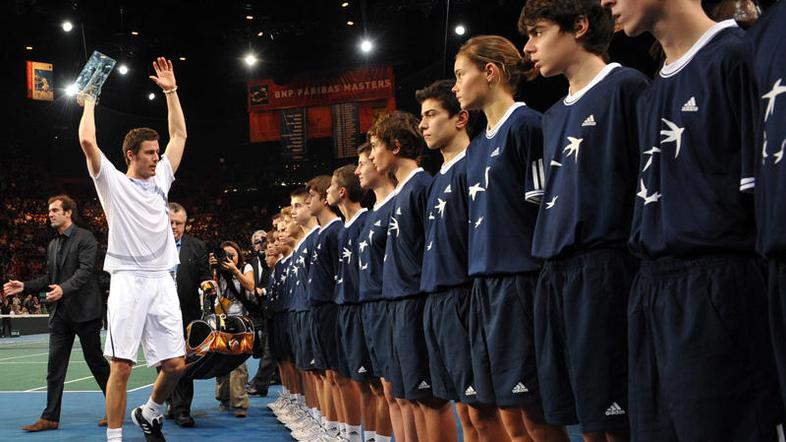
top-left (104, 271), bottom-right (185, 367)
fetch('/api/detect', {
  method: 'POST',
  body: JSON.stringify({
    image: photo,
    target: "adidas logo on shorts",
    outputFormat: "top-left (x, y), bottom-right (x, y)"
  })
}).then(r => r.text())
top-left (512, 382), bottom-right (529, 394)
top-left (681, 96), bottom-right (699, 112)
top-left (604, 402), bottom-right (626, 416)
top-left (357, 366), bottom-right (368, 374)
top-left (581, 114), bottom-right (597, 126)
top-left (464, 386), bottom-right (477, 396)
top-left (310, 359), bottom-right (316, 365)
top-left (417, 381), bottom-right (431, 390)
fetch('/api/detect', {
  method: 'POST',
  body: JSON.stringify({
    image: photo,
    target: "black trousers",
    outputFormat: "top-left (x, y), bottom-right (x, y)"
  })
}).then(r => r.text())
top-left (249, 333), bottom-right (276, 392)
top-left (165, 325), bottom-right (195, 417)
top-left (41, 315), bottom-right (109, 422)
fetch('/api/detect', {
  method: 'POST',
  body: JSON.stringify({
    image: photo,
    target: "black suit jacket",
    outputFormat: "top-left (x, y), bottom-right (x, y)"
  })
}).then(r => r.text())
top-left (24, 225), bottom-right (102, 323)
top-left (175, 234), bottom-right (211, 326)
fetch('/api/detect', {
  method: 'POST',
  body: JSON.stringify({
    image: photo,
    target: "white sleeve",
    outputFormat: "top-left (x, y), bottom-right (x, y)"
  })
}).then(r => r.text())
top-left (155, 155), bottom-right (176, 194)
top-left (92, 153), bottom-right (119, 205)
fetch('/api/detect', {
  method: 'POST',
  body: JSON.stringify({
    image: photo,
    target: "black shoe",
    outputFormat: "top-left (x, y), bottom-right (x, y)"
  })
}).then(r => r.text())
top-left (131, 406), bottom-right (165, 442)
top-left (175, 414), bottom-right (195, 428)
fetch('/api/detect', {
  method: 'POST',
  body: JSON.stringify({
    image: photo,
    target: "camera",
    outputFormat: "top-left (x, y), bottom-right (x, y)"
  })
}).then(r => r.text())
top-left (211, 247), bottom-right (228, 267)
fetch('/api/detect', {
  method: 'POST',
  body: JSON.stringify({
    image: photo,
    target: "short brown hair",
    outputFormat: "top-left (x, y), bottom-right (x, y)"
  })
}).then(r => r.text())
top-left (122, 128), bottom-right (159, 165)
top-left (307, 175), bottom-right (332, 201)
top-left (289, 187), bottom-right (309, 200)
top-left (48, 194), bottom-right (77, 215)
top-left (519, 0), bottom-right (613, 56)
top-left (456, 35), bottom-right (534, 94)
top-left (415, 80), bottom-right (462, 117)
top-left (357, 142), bottom-right (372, 156)
top-left (367, 111), bottom-right (426, 161)
top-left (168, 202), bottom-right (187, 218)
top-left (333, 164), bottom-right (364, 203)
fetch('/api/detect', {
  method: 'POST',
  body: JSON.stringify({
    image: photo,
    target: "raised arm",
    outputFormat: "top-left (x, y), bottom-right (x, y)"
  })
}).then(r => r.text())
top-left (78, 99), bottom-right (103, 177)
top-left (149, 57), bottom-right (187, 174)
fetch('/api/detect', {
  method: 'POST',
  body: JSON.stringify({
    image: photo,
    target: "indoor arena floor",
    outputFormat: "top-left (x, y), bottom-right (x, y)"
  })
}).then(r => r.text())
top-left (0, 332), bottom-right (583, 441)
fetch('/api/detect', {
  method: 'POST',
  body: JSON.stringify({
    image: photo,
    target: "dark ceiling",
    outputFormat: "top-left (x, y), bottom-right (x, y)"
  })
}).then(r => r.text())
top-left (1, 0), bottom-right (663, 196)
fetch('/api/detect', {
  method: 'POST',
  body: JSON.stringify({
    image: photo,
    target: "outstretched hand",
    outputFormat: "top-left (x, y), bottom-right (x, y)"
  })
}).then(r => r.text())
top-left (149, 57), bottom-right (176, 91)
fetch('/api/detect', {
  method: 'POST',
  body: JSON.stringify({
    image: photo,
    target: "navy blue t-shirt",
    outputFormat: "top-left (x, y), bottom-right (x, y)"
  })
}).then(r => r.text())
top-left (382, 168), bottom-right (433, 299)
top-left (307, 217), bottom-right (343, 305)
top-left (466, 103), bottom-right (545, 276)
top-left (629, 21), bottom-right (757, 259)
top-left (420, 152), bottom-right (471, 293)
top-left (358, 192), bottom-right (396, 303)
top-left (747, 2), bottom-right (786, 258)
top-left (270, 257), bottom-right (289, 313)
top-left (334, 209), bottom-right (370, 305)
top-left (533, 65), bottom-right (650, 259)
top-left (289, 227), bottom-right (320, 312)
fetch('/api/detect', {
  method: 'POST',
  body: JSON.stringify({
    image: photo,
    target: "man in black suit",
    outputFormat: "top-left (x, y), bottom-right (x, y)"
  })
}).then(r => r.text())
top-left (3, 194), bottom-right (109, 432)
top-left (246, 229), bottom-right (278, 396)
top-left (166, 202), bottom-right (211, 427)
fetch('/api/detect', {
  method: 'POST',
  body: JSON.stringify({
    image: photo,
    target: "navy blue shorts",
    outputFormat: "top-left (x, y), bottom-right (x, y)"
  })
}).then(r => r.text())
top-left (361, 301), bottom-right (391, 379)
top-left (629, 255), bottom-right (780, 441)
top-left (310, 303), bottom-right (339, 372)
top-left (287, 311), bottom-right (300, 364)
top-left (469, 273), bottom-right (540, 408)
top-left (535, 249), bottom-right (635, 432)
top-left (423, 284), bottom-right (476, 403)
top-left (269, 312), bottom-right (291, 361)
top-left (294, 311), bottom-right (315, 371)
top-left (769, 259), bottom-right (786, 412)
top-left (337, 304), bottom-right (374, 382)
top-left (388, 295), bottom-right (432, 401)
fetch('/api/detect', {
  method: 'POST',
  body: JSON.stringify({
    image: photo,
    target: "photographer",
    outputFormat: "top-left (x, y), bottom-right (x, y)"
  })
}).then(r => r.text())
top-left (208, 241), bottom-right (255, 417)
top-left (246, 230), bottom-right (278, 397)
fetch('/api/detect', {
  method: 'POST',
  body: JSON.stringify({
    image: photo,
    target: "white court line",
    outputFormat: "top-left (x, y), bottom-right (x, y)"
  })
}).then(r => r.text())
top-left (0, 352), bottom-right (48, 362)
top-left (25, 364), bottom-right (149, 392)
top-left (129, 383), bottom-right (155, 392)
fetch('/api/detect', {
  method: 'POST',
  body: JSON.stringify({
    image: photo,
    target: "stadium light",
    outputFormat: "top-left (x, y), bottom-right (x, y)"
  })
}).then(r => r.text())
top-left (118, 64), bottom-right (129, 75)
top-left (360, 39), bottom-right (373, 54)
top-left (244, 53), bottom-right (258, 66)
top-left (148, 92), bottom-right (156, 100)
top-left (65, 84), bottom-right (78, 96)
top-left (455, 24), bottom-right (466, 36)
top-left (62, 21), bottom-right (74, 32)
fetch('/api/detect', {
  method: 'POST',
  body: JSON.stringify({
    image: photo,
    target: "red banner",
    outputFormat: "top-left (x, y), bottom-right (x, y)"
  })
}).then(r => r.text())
top-left (248, 66), bottom-right (394, 111)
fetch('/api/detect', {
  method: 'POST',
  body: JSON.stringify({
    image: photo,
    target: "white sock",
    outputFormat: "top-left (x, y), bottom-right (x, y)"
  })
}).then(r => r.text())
top-left (340, 422), bottom-right (348, 435)
top-left (347, 424), bottom-right (363, 441)
top-left (364, 430), bottom-right (377, 442)
top-left (106, 427), bottom-right (122, 441)
top-left (142, 397), bottom-right (163, 421)
top-left (375, 435), bottom-right (392, 442)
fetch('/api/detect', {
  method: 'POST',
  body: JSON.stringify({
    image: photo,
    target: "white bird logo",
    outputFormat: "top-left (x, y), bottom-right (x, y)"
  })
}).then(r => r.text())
top-left (336, 278), bottom-right (344, 285)
top-left (545, 195), bottom-right (558, 209)
top-left (490, 147), bottom-right (500, 157)
top-left (444, 184), bottom-right (452, 193)
top-left (775, 139), bottom-right (786, 165)
top-left (550, 160), bottom-right (562, 167)
top-left (435, 198), bottom-right (447, 218)
top-left (360, 262), bottom-right (368, 271)
top-left (368, 229), bottom-right (375, 244)
top-left (374, 220), bottom-right (382, 227)
top-left (636, 179), bottom-right (661, 205)
top-left (474, 217), bottom-right (484, 228)
top-left (562, 137), bottom-right (583, 163)
top-left (426, 241), bottom-right (433, 251)
top-left (642, 146), bottom-right (661, 172)
top-left (388, 216), bottom-right (400, 238)
top-left (358, 240), bottom-right (368, 252)
top-left (342, 247), bottom-right (352, 264)
top-left (762, 132), bottom-right (768, 165)
top-left (469, 183), bottom-right (486, 201)
top-left (762, 78), bottom-right (786, 122)
top-left (660, 118), bottom-right (685, 158)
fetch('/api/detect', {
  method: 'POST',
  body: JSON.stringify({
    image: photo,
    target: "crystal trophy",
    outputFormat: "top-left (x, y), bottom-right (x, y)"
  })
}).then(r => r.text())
top-left (74, 51), bottom-right (116, 102)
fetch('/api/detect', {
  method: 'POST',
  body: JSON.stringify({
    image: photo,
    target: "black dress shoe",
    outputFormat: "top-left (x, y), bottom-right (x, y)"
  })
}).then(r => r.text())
top-left (175, 414), bottom-right (195, 428)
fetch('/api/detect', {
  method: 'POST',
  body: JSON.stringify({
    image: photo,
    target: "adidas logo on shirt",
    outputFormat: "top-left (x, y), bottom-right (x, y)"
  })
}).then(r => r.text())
top-left (681, 96), bottom-right (699, 112)
top-left (357, 366), bottom-right (368, 374)
top-left (490, 147), bottom-right (501, 157)
top-left (581, 114), bottom-right (597, 127)
top-left (464, 386), bottom-right (477, 396)
top-left (512, 382), bottom-right (529, 394)
top-left (417, 381), bottom-right (431, 390)
top-left (604, 402), bottom-right (626, 416)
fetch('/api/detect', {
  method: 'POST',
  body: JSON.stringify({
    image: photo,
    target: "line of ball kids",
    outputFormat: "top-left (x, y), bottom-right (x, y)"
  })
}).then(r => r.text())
top-left (259, 0), bottom-right (786, 440)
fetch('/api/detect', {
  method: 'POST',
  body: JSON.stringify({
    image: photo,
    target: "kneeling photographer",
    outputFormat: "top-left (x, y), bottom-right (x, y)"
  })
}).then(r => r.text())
top-left (209, 241), bottom-right (255, 417)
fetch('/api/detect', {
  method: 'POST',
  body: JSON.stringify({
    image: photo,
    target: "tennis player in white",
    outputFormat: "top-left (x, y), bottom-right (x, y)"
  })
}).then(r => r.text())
top-left (78, 57), bottom-right (187, 442)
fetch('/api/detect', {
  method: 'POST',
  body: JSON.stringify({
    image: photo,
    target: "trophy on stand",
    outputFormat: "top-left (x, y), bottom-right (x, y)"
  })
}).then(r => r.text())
top-left (74, 51), bottom-right (117, 103)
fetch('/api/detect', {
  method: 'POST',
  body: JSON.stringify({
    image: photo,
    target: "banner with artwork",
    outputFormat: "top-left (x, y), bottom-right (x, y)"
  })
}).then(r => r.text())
top-left (26, 61), bottom-right (54, 101)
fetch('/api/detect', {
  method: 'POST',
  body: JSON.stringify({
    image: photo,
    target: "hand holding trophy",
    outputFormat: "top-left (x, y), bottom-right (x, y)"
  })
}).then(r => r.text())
top-left (73, 51), bottom-right (116, 105)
